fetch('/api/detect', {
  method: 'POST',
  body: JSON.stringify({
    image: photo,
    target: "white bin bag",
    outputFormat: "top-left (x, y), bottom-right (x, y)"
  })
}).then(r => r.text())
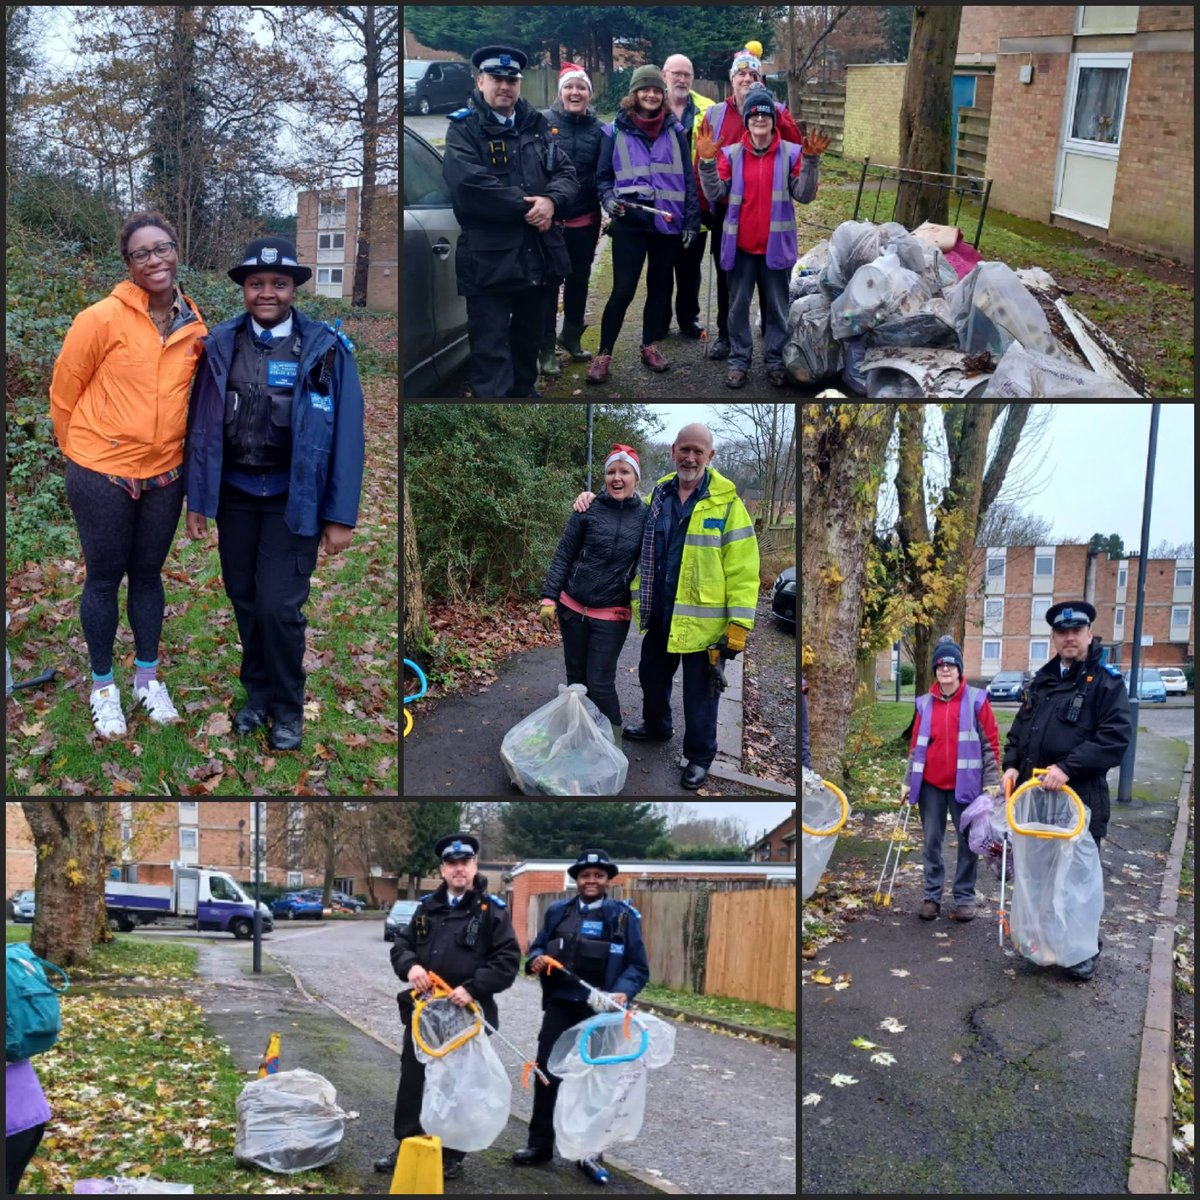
top-left (547, 1010), bottom-right (676, 1160)
top-left (802, 770), bottom-right (849, 901)
top-left (234, 1068), bottom-right (347, 1173)
top-left (1007, 775), bottom-right (1104, 967)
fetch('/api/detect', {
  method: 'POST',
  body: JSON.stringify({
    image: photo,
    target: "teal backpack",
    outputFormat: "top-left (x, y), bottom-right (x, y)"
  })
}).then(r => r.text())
top-left (6, 943), bottom-right (70, 1062)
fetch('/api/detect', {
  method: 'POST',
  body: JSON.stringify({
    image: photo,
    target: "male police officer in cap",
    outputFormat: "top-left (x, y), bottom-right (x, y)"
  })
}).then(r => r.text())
top-left (377, 833), bottom-right (519, 1178)
top-left (443, 45), bottom-right (579, 397)
top-left (1002, 600), bottom-right (1131, 980)
top-left (514, 850), bottom-right (649, 1181)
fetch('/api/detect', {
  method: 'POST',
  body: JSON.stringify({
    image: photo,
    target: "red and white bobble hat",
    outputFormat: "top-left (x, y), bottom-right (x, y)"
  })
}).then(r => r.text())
top-left (604, 443), bottom-right (640, 484)
top-left (558, 62), bottom-right (593, 94)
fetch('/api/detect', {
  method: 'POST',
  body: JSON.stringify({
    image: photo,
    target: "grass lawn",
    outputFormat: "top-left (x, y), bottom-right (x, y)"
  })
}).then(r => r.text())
top-left (6, 926), bottom-right (351, 1195)
top-left (5, 324), bottom-right (398, 796)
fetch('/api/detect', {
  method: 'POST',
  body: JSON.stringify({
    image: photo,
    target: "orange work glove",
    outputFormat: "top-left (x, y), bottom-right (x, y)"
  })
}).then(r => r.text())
top-left (694, 118), bottom-right (718, 163)
top-left (802, 127), bottom-right (831, 156)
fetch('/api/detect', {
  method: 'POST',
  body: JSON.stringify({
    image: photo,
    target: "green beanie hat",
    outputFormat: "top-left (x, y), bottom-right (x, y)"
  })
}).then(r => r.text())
top-left (629, 64), bottom-right (667, 94)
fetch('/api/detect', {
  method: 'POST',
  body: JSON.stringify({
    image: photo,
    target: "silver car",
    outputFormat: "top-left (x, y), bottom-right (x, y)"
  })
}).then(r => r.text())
top-left (404, 125), bottom-right (469, 396)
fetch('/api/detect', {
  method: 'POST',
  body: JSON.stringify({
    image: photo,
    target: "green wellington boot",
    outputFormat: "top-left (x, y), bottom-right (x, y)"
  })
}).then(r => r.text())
top-left (557, 320), bottom-right (593, 361)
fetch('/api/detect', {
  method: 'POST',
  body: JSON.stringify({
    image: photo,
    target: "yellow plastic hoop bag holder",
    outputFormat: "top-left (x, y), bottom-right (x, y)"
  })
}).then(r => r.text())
top-left (802, 777), bottom-right (849, 901)
top-left (1006, 770), bottom-right (1103, 966)
top-left (412, 975), bottom-right (483, 1061)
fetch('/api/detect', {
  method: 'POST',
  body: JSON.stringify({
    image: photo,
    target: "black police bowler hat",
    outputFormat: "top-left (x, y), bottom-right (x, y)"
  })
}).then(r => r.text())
top-left (568, 849), bottom-right (619, 880)
top-left (471, 45), bottom-right (527, 78)
top-left (228, 237), bottom-right (312, 286)
top-left (1046, 601), bottom-right (1096, 629)
top-left (435, 833), bottom-right (480, 861)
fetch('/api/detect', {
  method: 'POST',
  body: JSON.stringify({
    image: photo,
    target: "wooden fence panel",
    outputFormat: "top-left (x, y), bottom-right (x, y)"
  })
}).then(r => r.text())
top-left (706, 887), bottom-right (796, 1012)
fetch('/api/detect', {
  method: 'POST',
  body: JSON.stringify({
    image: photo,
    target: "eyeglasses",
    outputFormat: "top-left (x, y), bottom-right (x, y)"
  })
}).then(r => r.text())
top-left (128, 241), bottom-right (178, 264)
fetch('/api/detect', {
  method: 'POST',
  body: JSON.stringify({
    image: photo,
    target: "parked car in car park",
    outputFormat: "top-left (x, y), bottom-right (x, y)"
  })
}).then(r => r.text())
top-left (987, 669), bottom-right (1033, 701)
top-left (771, 566), bottom-right (795, 625)
top-left (404, 59), bottom-right (474, 115)
top-left (1122, 668), bottom-right (1167, 702)
top-left (11, 889), bottom-right (36, 922)
top-left (404, 125), bottom-right (469, 397)
top-left (1155, 666), bottom-right (1188, 695)
top-left (271, 892), bottom-right (325, 920)
top-left (297, 889), bottom-right (365, 912)
top-left (385, 899), bottom-right (421, 941)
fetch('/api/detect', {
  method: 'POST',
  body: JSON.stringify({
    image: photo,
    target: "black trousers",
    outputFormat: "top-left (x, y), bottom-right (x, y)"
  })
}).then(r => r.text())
top-left (527, 998), bottom-right (595, 1152)
top-left (557, 605), bottom-right (631, 729)
top-left (466, 286), bottom-right (548, 397)
top-left (216, 483), bottom-right (320, 724)
top-left (7, 1124), bottom-right (45, 1194)
top-left (638, 621), bottom-right (720, 769)
top-left (390, 997), bottom-right (466, 1162)
top-left (673, 226), bottom-right (707, 330)
top-left (599, 229), bottom-right (680, 351)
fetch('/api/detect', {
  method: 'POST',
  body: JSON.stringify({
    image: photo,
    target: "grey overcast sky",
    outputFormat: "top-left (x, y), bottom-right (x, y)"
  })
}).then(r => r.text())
top-left (879, 402), bottom-right (1194, 550)
top-left (658, 800), bottom-right (796, 844)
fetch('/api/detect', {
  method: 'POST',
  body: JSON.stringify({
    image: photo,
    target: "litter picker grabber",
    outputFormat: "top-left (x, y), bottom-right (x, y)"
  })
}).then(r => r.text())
top-left (998, 776), bottom-right (1013, 948)
top-left (423, 971), bottom-right (548, 1087)
top-left (873, 798), bottom-right (913, 907)
top-left (540, 956), bottom-right (638, 1040)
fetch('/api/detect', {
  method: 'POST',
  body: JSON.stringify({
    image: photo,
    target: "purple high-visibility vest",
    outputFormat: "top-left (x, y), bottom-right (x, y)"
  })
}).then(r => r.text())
top-left (708, 98), bottom-right (789, 142)
top-left (719, 139), bottom-right (801, 270)
top-left (604, 119), bottom-right (686, 235)
top-left (909, 685), bottom-right (987, 803)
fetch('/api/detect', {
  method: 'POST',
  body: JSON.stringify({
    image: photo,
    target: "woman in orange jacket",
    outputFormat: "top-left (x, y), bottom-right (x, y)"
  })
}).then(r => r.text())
top-left (49, 211), bottom-right (208, 738)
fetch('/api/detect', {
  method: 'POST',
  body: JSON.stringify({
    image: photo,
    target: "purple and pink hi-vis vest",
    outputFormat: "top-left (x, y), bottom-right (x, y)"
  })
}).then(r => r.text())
top-left (719, 139), bottom-right (801, 270)
top-left (909, 685), bottom-right (988, 803)
top-left (604, 119), bottom-right (687, 235)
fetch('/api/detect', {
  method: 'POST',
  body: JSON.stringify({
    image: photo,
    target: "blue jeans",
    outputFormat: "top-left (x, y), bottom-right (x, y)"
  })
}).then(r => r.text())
top-left (917, 782), bottom-right (978, 906)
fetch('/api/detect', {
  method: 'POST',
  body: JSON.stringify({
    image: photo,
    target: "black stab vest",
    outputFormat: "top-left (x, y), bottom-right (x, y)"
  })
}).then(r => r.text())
top-left (223, 324), bottom-right (300, 469)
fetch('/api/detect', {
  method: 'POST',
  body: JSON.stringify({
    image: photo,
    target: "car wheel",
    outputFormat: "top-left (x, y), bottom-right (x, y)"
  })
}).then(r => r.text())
top-left (419, 97), bottom-right (431, 115)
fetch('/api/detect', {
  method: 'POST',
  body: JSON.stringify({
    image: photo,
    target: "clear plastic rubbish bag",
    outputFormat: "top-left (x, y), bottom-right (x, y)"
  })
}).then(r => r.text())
top-left (829, 245), bottom-right (931, 341)
top-left (803, 771), bottom-right (849, 901)
top-left (547, 1010), bottom-right (676, 1160)
top-left (981, 341), bottom-right (1141, 398)
top-left (1008, 780), bottom-right (1103, 966)
top-left (235, 1068), bottom-right (347, 1174)
top-left (942, 262), bottom-right (1061, 358)
top-left (784, 292), bottom-right (840, 384)
top-left (420, 1031), bottom-right (511, 1151)
top-left (75, 1181), bottom-right (194, 1194)
top-left (501, 683), bottom-right (628, 795)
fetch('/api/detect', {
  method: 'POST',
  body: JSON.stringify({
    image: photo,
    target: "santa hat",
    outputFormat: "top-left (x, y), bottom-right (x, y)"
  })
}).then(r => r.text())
top-left (558, 62), bottom-right (593, 94)
top-left (604, 444), bottom-right (640, 480)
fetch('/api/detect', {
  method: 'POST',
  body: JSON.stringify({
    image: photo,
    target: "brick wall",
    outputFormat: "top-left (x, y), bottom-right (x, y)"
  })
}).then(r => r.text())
top-left (843, 64), bottom-right (905, 165)
top-left (962, 546), bottom-right (1195, 678)
top-left (5, 802), bottom-right (37, 895)
top-left (958, 7), bottom-right (1006, 55)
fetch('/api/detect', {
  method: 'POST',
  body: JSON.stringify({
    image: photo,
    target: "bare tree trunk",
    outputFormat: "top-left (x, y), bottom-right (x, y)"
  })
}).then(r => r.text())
top-left (801, 404), bottom-right (898, 781)
top-left (21, 802), bottom-right (108, 967)
top-left (403, 475), bottom-right (427, 653)
top-left (894, 5), bottom-right (962, 228)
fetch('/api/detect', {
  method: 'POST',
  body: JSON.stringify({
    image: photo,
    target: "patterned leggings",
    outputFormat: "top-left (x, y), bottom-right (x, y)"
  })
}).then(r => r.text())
top-left (64, 460), bottom-right (184, 676)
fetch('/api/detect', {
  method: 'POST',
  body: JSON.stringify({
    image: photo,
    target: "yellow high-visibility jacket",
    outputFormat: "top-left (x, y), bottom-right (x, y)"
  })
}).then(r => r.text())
top-left (631, 466), bottom-right (760, 654)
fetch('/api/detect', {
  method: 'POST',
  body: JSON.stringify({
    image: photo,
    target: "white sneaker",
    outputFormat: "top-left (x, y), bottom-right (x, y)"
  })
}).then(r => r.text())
top-left (90, 683), bottom-right (128, 738)
top-left (135, 679), bottom-right (181, 725)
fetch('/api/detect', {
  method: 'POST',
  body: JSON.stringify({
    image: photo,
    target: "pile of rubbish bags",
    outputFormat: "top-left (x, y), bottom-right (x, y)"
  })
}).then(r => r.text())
top-left (785, 219), bottom-right (1149, 398)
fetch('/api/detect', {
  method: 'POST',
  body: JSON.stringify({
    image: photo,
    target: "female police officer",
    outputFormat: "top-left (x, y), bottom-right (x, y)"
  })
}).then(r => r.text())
top-left (513, 849), bottom-right (649, 1182)
top-left (377, 833), bottom-right (520, 1179)
top-left (184, 237), bottom-right (364, 751)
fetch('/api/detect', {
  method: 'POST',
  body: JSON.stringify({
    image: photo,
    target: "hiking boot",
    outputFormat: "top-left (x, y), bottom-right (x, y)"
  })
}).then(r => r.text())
top-left (1063, 953), bottom-right (1098, 981)
top-left (640, 343), bottom-right (670, 372)
top-left (950, 904), bottom-right (976, 921)
top-left (707, 336), bottom-right (731, 360)
top-left (725, 368), bottom-right (748, 389)
top-left (90, 683), bottom-right (127, 739)
top-left (586, 353), bottom-right (611, 384)
top-left (919, 900), bottom-right (940, 920)
top-left (233, 705), bottom-right (268, 734)
top-left (538, 333), bottom-right (562, 377)
top-left (558, 320), bottom-right (593, 361)
top-left (767, 367), bottom-right (788, 387)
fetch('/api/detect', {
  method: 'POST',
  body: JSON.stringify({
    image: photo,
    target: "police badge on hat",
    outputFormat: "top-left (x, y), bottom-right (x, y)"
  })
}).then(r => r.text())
top-left (228, 237), bottom-right (312, 286)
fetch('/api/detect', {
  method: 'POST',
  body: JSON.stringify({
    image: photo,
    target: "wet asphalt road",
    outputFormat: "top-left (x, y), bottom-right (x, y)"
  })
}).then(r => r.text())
top-left (403, 587), bottom-right (792, 797)
top-left (801, 725), bottom-right (1189, 1193)
top-left (226, 919), bottom-right (797, 1194)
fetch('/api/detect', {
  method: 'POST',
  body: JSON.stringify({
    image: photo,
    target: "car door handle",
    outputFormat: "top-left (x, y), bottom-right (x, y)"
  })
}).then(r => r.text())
top-left (431, 238), bottom-right (451, 260)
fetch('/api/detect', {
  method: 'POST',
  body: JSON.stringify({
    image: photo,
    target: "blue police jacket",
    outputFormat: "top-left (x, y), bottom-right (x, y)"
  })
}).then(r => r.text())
top-left (184, 307), bottom-right (365, 536)
top-left (527, 895), bottom-right (650, 1003)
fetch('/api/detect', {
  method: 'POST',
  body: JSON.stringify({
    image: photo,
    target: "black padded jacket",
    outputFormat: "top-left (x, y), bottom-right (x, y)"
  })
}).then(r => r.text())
top-left (541, 489), bottom-right (648, 610)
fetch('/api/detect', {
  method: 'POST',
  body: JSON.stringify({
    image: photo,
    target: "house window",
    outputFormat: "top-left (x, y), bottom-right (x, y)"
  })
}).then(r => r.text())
top-left (1069, 64), bottom-right (1128, 145)
top-left (1030, 639), bottom-right (1050, 667)
top-left (987, 557), bottom-right (1005, 579)
top-left (981, 639), bottom-right (1001, 665)
top-left (318, 233), bottom-right (345, 250)
top-left (984, 599), bottom-right (1003, 621)
top-left (317, 268), bottom-right (344, 284)
top-left (319, 196), bottom-right (347, 217)
top-left (180, 828), bottom-right (198, 851)
top-left (1115, 606), bottom-right (1125, 633)
top-left (1118, 565), bottom-right (1127, 588)
top-left (1034, 555), bottom-right (1054, 577)
top-left (1176, 567), bottom-right (1193, 587)
top-left (1170, 607), bottom-right (1191, 637)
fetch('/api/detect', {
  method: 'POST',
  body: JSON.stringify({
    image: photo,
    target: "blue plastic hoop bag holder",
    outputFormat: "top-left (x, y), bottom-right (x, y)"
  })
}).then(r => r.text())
top-left (547, 1009), bottom-right (675, 1159)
